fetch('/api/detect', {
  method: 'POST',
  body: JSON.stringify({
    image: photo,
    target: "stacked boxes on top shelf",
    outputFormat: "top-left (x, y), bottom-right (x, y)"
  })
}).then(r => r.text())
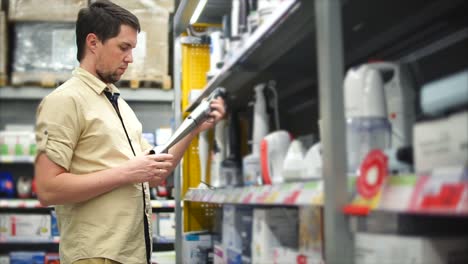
top-left (112, 0), bottom-right (172, 89)
top-left (8, 0), bottom-right (86, 87)
top-left (0, 8), bottom-right (6, 86)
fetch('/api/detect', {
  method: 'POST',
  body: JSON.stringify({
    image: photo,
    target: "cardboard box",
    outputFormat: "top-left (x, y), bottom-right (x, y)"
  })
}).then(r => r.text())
top-left (0, 11), bottom-right (6, 83)
top-left (112, 0), bottom-right (175, 13)
top-left (355, 233), bottom-right (468, 264)
top-left (110, 1), bottom-right (170, 82)
top-left (9, 0), bottom-right (87, 22)
top-left (413, 110), bottom-right (468, 174)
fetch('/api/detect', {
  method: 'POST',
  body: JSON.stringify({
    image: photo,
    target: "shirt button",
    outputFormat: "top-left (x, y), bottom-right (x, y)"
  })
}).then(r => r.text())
top-left (44, 130), bottom-right (48, 135)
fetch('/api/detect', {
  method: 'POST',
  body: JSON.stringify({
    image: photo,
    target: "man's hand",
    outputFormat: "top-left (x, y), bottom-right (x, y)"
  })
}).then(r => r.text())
top-left (121, 153), bottom-right (174, 184)
top-left (196, 97), bottom-right (226, 133)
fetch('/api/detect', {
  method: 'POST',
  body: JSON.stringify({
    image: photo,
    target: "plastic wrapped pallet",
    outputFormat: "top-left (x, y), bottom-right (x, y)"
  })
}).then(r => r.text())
top-left (111, 1), bottom-right (171, 88)
top-left (0, 11), bottom-right (6, 86)
top-left (8, 0), bottom-right (87, 22)
top-left (12, 22), bottom-right (78, 86)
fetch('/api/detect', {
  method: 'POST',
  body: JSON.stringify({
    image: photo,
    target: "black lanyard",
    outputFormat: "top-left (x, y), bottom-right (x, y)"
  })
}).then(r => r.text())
top-left (104, 91), bottom-right (151, 264)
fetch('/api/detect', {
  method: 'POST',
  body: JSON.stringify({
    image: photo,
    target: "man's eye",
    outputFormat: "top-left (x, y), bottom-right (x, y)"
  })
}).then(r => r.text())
top-left (120, 46), bottom-right (130, 51)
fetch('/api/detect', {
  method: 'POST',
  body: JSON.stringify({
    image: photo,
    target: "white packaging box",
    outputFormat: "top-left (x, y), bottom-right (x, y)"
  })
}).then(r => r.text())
top-left (158, 212), bottom-right (175, 239)
top-left (273, 247), bottom-right (324, 264)
top-left (298, 206), bottom-right (323, 261)
top-left (223, 205), bottom-right (252, 264)
top-left (0, 255), bottom-right (9, 264)
top-left (251, 208), bottom-right (298, 264)
top-left (355, 232), bottom-right (468, 264)
top-left (213, 243), bottom-right (227, 264)
top-left (182, 231), bottom-right (213, 264)
top-left (0, 214), bottom-right (51, 240)
top-left (0, 214), bottom-right (10, 238)
top-left (413, 110), bottom-right (468, 174)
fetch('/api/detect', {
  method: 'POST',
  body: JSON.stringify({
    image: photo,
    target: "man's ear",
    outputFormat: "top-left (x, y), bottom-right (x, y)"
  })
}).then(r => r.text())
top-left (86, 33), bottom-right (100, 54)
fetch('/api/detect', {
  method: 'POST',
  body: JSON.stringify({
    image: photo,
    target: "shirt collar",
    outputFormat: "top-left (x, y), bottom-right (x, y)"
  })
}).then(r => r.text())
top-left (72, 67), bottom-right (121, 95)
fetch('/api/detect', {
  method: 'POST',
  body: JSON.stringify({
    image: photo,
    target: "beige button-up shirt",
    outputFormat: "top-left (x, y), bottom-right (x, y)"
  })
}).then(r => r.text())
top-left (35, 67), bottom-right (153, 264)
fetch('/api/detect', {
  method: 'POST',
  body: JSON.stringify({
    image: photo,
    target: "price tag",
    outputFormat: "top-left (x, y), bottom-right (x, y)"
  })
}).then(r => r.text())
top-left (410, 167), bottom-right (468, 214)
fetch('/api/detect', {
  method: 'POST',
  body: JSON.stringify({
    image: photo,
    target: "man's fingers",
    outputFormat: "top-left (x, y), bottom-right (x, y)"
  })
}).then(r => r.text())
top-left (148, 153), bottom-right (173, 161)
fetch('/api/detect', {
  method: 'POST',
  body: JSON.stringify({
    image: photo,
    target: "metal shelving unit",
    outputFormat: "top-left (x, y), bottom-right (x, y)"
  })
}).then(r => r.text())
top-left (0, 86), bottom-right (174, 102)
top-left (172, 0), bottom-right (468, 263)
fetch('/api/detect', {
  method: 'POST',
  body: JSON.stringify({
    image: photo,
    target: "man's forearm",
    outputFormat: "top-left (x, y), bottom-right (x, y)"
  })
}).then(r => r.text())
top-left (38, 169), bottom-right (127, 206)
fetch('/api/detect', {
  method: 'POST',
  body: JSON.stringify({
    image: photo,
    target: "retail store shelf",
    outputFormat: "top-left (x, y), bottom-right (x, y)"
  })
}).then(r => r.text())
top-left (185, 0), bottom-right (314, 112)
top-left (0, 236), bottom-right (60, 244)
top-left (0, 199), bottom-right (175, 210)
top-left (344, 173), bottom-right (468, 217)
top-left (0, 86), bottom-right (174, 102)
top-left (151, 199), bottom-right (175, 209)
top-left (0, 155), bottom-right (35, 164)
top-left (174, 0), bottom-right (231, 37)
top-left (0, 199), bottom-right (45, 209)
top-left (184, 181), bottom-right (323, 206)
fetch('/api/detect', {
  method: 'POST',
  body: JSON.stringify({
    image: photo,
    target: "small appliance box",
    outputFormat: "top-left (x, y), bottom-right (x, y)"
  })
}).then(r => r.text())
top-left (0, 213), bottom-right (51, 239)
top-left (413, 110), bottom-right (468, 174)
top-left (8, 0), bottom-right (87, 22)
top-left (251, 208), bottom-right (298, 264)
top-left (222, 205), bottom-right (252, 264)
top-left (9, 251), bottom-right (45, 264)
top-left (355, 232), bottom-right (468, 264)
top-left (0, 255), bottom-right (9, 264)
top-left (213, 243), bottom-right (226, 264)
top-left (298, 206), bottom-right (323, 261)
top-left (183, 231), bottom-right (213, 264)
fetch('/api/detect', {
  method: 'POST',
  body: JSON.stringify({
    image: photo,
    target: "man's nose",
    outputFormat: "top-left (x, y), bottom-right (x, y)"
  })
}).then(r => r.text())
top-left (124, 51), bottom-right (133, 63)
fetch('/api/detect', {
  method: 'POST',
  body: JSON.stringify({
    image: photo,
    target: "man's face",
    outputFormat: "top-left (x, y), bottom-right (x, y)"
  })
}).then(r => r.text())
top-left (95, 24), bottom-right (137, 84)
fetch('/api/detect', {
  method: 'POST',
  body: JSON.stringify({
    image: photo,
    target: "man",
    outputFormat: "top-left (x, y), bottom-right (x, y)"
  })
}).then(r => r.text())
top-left (34, 1), bottom-right (225, 263)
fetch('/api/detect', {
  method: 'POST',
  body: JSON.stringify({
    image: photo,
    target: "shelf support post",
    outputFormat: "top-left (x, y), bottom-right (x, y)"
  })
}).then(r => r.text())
top-left (314, 0), bottom-right (354, 263)
top-left (173, 36), bottom-right (183, 264)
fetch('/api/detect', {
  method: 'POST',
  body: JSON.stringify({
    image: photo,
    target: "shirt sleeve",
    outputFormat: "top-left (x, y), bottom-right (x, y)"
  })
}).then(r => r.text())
top-left (140, 134), bottom-right (153, 153)
top-left (35, 91), bottom-right (81, 171)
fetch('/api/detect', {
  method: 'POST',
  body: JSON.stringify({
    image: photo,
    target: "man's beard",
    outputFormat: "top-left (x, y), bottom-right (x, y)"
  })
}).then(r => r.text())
top-left (96, 70), bottom-right (120, 84)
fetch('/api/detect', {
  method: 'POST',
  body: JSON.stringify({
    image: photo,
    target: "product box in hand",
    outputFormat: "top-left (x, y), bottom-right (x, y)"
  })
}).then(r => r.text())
top-left (12, 22), bottom-right (78, 86)
top-left (111, 0), bottom-right (170, 86)
top-left (8, 0), bottom-right (87, 22)
top-left (0, 11), bottom-right (6, 86)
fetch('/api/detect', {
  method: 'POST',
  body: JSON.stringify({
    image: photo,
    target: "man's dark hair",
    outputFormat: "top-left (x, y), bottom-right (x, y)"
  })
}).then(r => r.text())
top-left (76, 0), bottom-right (140, 61)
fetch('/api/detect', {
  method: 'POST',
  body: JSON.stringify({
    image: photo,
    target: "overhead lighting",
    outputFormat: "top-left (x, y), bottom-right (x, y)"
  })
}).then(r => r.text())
top-left (190, 0), bottom-right (208, 24)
